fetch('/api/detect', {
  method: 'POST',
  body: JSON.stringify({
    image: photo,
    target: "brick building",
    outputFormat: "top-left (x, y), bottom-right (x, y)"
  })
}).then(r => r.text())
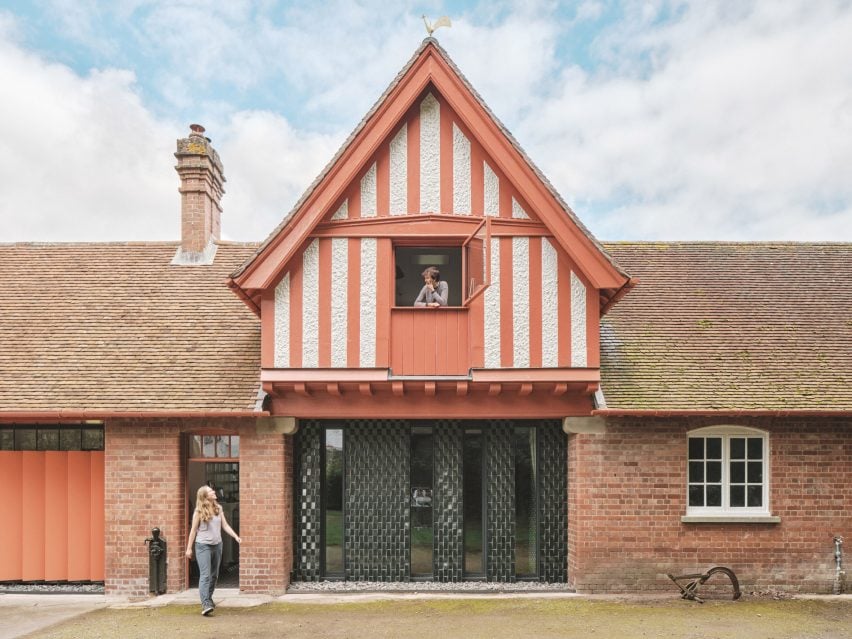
top-left (1, 39), bottom-right (849, 596)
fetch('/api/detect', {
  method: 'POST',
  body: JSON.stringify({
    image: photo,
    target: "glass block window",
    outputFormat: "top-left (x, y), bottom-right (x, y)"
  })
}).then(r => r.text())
top-left (687, 427), bottom-right (768, 515)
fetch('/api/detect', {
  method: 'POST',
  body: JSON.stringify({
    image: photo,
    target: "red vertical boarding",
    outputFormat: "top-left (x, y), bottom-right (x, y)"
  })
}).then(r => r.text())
top-left (90, 452), bottom-right (105, 580)
top-left (557, 254), bottom-right (573, 366)
top-left (377, 144), bottom-right (390, 217)
top-left (435, 311), bottom-right (448, 373)
top-left (407, 106), bottom-right (420, 214)
top-left (390, 312), bottom-right (401, 374)
top-left (459, 312), bottom-right (469, 374)
top-left (317, 238), bottom-right (333, 367)
top-left (528, 237), bottom-right (543, 368)
top-left (439, 98), bottom-right (453, 213)
top-left (401, 311), bottom-right (414, 374)
top-left (66, 452), bottom-right (91, 580)
top-left (585, 282), bottom-right (600, 368)
top-left (0, 452), bottom-right (23, 580)
top-left (348, 183), bottom-right (361, 219)
top-left (289, 250), bottom-right (304, 368)
top-left (499, 237), bottom-right (514, 367)
top-left (347, 238), bottom-right (362, 367)
top-left (470, 140), bottom-right (484, 216)
top-left (413, 311), bottom-right (427, 373)
top-left (375, 239), bottom-right (392, 367)
top-left (433, 311), bottom-right (444, 373)
top-left (44, 452), bottom-right (69, 580)
top-left (260, 290), bottom-right (276, 369)
top-left (444, 311), bottom-right (458, 374)
top-left (469, 293), bottom-right (485, 369)
top-left (21, 452), bottom-right (46, 580)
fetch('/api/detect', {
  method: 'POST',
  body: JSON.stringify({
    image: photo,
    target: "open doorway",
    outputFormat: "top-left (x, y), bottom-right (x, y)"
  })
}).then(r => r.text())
top-left (187, 435), bottom-right (240, 588)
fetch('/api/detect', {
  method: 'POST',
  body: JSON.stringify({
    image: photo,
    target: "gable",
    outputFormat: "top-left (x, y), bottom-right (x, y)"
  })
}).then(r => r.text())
top-left (323, 88), bottom-right (540, 223)
top-left (230, 39), bottom-right (631, 310)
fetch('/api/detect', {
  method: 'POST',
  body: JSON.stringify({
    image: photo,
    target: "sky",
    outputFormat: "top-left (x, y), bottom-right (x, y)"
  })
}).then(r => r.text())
top-left (1, 0), bottom-right (851, 244)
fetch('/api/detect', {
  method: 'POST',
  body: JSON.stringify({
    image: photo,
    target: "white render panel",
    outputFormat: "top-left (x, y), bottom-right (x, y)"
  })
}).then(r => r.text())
top-left (512, 197), bottom-right (530, 219)
top-left (484, 237), bottom-right (501, 368)
top-left (274, 272), bottom-right (290, 368)
top-left (390, 124), bottom-right (407, 215)
top-left (452, 123), bottom-right (471, 215)
top-left (571, 271), bottom-right (587, 367)
top-left (331, 200), bottom-right (348, 221)
top-left (420, 92), bottom-right (440, 212)
top-left (541, 239), bottom-right (559, 368)
top-left (484, 162), bottom-right (499, 217)
top-left (302, 239), bottom-right (320, 368)
top-left (360, 238), bottom-right (377, 367)
top-left (512, 237), bottom-right (530, 368)
top-left (330, 238), bottom-right (348, 368)
top-left (361, 162), bottom-right (377, 218)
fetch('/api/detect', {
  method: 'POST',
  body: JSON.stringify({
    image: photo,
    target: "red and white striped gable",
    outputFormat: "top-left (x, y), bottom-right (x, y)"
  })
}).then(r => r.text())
top-left (231, 40), bottom-right (632, 418)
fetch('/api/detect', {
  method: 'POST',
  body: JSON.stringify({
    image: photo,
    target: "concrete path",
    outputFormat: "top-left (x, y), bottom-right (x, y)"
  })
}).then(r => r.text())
top-left (0, 594), bottom-right (115, 639)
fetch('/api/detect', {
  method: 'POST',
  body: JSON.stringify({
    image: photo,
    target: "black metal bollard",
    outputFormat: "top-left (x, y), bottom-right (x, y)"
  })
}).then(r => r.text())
top-left (144, 527), bottom-right (167, 594)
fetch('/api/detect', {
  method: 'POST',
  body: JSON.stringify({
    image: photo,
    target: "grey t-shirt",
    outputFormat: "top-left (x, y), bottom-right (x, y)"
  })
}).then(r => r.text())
top-left (195, 513), bottom-right (222, 545)
top-left (414, 281), bottom-right (449, 306)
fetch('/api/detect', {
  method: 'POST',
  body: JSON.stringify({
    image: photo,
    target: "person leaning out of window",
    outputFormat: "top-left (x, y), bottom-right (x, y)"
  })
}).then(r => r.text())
top-left (414, 266), bottom-right (448, 307)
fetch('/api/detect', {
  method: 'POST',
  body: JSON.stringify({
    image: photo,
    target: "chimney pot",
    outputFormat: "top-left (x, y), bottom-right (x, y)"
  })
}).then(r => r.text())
top-left (189, 123), bottom-right (206, 135)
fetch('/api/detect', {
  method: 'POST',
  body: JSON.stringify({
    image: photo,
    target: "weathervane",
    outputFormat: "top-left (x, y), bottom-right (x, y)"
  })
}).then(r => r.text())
top-left (422, 15), bottom-right (451, 37)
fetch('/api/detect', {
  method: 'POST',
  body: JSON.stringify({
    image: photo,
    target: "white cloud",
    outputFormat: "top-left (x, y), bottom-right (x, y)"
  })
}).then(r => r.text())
top-left (515, 0), bottom-right (852, 240)
top-left (439, 14), bottom-right (559, 122)
top-left (216, 111), bottom-right (342, 242)
top-left (0, 32), bottom-right (178, 241)
top-left (0, 12), bottom-right (343, 243)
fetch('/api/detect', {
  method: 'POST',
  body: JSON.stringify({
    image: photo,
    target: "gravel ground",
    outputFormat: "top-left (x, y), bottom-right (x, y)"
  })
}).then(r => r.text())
top-left (0, 583), bottom-right (104, 595)
top-left (1, 580), bottom-right (570, 595)
top-left (287, 580), bottom-right (573, 593)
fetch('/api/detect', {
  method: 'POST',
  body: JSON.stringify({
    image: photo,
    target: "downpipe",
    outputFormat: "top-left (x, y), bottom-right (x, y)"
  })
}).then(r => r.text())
top-left (834, 536), bottom-right (845, 595)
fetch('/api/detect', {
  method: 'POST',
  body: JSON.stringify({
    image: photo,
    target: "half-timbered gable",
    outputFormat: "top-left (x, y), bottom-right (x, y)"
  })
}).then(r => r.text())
top-left (230, 40), bottom-right (632, 418)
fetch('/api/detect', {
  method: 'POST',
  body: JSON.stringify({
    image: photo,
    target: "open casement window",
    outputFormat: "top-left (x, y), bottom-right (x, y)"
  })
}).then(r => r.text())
top-left (686, 426), bottom-right (770, 517)
top-left (462, 218), bottom-right (491, 306)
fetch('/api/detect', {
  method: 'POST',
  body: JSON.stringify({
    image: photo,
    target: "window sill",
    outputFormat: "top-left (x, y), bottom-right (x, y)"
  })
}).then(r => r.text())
top-left (392, 306), bottom-right (468, 311)
top-left (681, 515), bottom-right (781, 524)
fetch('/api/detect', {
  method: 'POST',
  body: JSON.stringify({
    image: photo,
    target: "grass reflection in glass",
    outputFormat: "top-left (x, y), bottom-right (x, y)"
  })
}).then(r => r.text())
top-left (324, 429), bottom-right (344, 575)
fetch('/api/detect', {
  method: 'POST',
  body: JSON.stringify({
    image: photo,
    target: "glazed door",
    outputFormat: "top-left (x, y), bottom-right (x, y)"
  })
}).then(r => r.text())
top-left (186, 434), bottom-right (240, 587)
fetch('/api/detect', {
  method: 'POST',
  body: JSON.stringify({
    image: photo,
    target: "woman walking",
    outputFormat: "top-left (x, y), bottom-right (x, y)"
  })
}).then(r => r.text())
top-left (185, 485), bottom-right (241, 616)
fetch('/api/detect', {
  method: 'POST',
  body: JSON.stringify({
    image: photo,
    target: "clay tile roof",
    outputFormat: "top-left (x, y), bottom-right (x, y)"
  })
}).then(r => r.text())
top-left (0, 242), bottom-right (262, 415)
top-left (600, 242), bottom-right (852, 412)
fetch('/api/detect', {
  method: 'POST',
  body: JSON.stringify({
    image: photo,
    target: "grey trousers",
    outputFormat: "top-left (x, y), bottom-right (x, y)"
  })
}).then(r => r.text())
top-left (195, 541), bottom-right (222, 609)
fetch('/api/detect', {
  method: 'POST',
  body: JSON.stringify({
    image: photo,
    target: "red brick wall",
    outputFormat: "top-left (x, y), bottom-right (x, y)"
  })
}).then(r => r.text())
top-left (567, 416), bottom-right (851, 594)
top-left (104, 418), bottom-right (294, 597)
top-left (238, 427), bottom-right (293, 594)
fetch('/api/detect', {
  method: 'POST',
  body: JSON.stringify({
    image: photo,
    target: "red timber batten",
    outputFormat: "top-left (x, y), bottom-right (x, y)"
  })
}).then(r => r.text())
top-left (228, 39), bottom-right (632, 417)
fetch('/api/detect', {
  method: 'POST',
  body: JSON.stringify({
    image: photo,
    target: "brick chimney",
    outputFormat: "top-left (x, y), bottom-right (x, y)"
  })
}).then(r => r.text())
top-left (172, 124), bottom-right (225, 265)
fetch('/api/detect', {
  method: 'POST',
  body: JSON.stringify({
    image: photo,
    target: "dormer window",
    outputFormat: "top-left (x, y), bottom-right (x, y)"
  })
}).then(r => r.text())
top-left (392, 219), bottom-right (491, 307)
top-left (395, 246), bottom-right (461, 306)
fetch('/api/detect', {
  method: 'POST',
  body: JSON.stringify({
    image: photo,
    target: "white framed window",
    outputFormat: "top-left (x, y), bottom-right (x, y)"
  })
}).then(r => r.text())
top-left (685, 426), bottom-right (775, 520)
